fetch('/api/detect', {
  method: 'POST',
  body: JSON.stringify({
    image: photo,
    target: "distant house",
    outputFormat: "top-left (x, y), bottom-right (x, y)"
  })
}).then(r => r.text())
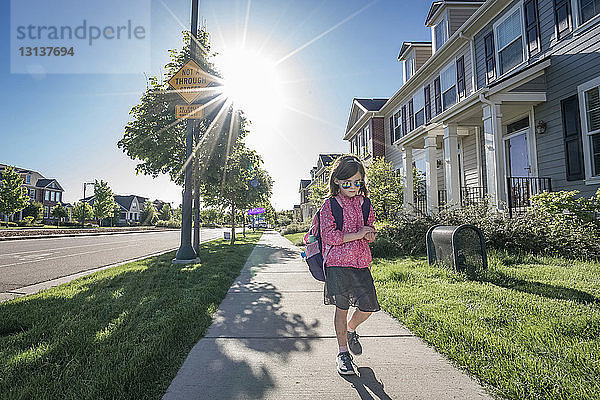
top-left (0, 164), bottom-right (66, 223)
top-left (299, 153), bottom-right (342, 222)
top-left (82, 194), bottom-right (172, 224)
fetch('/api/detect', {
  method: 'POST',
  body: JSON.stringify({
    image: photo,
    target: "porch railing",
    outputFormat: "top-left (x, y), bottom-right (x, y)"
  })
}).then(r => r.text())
top-left (413, 181), bottom-right (427, 216)
top-left (507, 176), bottom-right (552, 218)
top-left (461, 186), bottom-right (486, 207)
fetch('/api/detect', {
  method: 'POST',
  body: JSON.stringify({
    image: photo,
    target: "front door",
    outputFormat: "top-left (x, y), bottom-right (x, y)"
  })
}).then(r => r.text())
top-left (505, 132), bottom-right (530, 177)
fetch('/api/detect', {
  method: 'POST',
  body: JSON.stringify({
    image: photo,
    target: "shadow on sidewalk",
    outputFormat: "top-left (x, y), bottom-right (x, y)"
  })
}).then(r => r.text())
top-left (342, 367), bottom-right (392, 400)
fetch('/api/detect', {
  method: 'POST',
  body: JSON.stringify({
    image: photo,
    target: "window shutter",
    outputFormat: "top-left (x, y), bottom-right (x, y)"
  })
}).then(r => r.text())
top-left (389, 116), bottom-right (394, 144)
top-left (408, 100), bottom-right (414, 131)
top-left (561, 94), bottom-right (584, 181)
top-left (424, 85), bottom-right (431, 123)
top-left (484, 32), bottom-right (496, 83)
top-left (524, 0), bottom-right (541, 55)
top-left (554, 0), bottom-right (572, 40)
top-left (456, 56), bottom-right (466, 99)
top-left (402, 105), bottom-right (407, 136)
top-left (434, 77), bottom-right (442, 114)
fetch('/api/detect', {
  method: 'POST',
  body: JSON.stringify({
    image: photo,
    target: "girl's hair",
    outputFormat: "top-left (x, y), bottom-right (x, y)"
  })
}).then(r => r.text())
top-left (328, 155), bottom-right (369, 198)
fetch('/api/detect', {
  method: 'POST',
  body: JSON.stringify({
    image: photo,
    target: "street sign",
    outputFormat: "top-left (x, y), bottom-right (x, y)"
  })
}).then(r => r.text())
top-left (176, 104), bottom-right (203, 120)
top-left (248, 208), bottom-right (266, 215)
top-left (168, 59), bottom-right (219, 103)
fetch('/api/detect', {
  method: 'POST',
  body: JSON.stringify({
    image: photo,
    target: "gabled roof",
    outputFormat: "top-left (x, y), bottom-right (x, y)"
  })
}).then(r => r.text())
top-left (398, 41), bottom-right (432, 61)
top-left (0, 164), bottom-right (37, 174)
top-left (35, 178), bottom-right (64, 191)
top-left (114, 195), bottom-right (147, 211)
top-left (425, 0), bottom-right (485, 26)
top-left (354, 98), bottom-right (388, 112)
top-left (300, 179), bottom-right (311, 189)
top-left (318, 154), bottom-right (342, 169)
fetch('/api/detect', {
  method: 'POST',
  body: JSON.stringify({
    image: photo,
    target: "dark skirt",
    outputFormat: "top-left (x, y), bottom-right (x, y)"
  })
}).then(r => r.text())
top-left (324, 266), bottom-right (380, 312)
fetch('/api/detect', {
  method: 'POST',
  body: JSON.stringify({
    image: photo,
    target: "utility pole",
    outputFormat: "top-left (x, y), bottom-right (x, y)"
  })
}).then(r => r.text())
top-left (173, 0), bottom-right (201, 264)
top-left (81, 182), bottom-right (94, 228)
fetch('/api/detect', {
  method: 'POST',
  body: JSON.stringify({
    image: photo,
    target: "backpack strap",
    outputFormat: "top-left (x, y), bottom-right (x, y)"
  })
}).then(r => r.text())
top-left (361, 197), bottom-right (371, 225)
top-left (330, 197), bottom-right (343, 231)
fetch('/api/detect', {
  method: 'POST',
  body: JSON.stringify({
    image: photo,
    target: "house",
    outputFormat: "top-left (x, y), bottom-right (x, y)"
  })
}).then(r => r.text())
top-left (293, 204), bottom-right (301, 222)
top-left (83, 194), bottom-right (147, 224)
top-left (344, 98), bottom-right (391, 165)
top-left (0, 164), bottom-right (66, 223)
top-left (298, 153), bottom-right (343, 221)
top-left (345, 0), bottom-right (600, 216)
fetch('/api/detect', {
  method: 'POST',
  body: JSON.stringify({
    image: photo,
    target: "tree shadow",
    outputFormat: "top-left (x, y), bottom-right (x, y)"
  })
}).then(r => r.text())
top-left (478, 269), bottom-right (600, 305)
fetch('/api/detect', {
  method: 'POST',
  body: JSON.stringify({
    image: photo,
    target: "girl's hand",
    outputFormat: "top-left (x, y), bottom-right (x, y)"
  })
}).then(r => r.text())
top-left (364, 231), bottom-right (377, 242)
top-left (358, 226), bottom-right (375, 238)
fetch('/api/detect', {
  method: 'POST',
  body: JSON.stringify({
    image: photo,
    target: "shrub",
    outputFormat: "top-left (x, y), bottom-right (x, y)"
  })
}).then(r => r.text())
top-left (370, 190), bottom-right (600, 260)
top-left (279, 222), bottom-right (311, 236)
top-left (17, 216), bottom-right (35, 226)
top-left (156, 219), bottom-right (181, 228)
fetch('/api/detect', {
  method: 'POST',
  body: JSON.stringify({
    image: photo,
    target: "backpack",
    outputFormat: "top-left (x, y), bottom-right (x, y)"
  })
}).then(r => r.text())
top-left (302, 196), bottom-right (371, 281)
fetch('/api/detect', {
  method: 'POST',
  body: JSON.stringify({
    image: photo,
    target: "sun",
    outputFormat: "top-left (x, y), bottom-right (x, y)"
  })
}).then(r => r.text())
top-left (215, 46), bottom-right (285, 127)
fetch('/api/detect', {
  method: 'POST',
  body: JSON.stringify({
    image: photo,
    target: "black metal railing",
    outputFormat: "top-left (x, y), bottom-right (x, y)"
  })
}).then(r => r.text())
top-left (461, 186), bottom-right (486, 207)
top-left (507, 176), bottom-right (552, 218)
top-left (438, 189), bottom-right (447, 208)
top-left (413, 181), bottom-right (427, 216)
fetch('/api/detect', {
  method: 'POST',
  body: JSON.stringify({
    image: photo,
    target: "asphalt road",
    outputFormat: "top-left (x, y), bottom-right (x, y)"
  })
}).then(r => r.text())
top-left (0, 229), bottom-right (226, 296)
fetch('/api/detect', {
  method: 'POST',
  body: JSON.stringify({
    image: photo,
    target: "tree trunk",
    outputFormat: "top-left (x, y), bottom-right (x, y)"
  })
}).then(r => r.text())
top-left (230, 198), bottom-right (235, 245)
top-left (242, 210), bottom-right (246, 237)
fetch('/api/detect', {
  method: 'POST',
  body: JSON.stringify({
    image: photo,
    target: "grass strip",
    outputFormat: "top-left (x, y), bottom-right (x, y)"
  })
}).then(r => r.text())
top-left (0, 232), bottom-right (262, 400)
top-left (372, 250), bottom-right (600, 400)
top-left (282, 232), bottom-right (305, 248)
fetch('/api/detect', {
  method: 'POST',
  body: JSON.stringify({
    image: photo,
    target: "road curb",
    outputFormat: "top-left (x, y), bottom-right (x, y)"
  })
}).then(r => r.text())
top-left (0, 228), bottom-right (180, 242)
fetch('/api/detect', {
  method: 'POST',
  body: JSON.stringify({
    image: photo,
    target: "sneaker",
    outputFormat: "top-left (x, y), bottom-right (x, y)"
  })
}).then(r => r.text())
top-left (336, 351), bottom-right (355, 375)
top-left (347, 331), bottom-right (362, 355)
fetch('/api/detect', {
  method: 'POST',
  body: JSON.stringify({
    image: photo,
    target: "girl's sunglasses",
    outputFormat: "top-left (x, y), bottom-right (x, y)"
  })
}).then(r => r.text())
top-left (340, 180), bottom-right (364, 189)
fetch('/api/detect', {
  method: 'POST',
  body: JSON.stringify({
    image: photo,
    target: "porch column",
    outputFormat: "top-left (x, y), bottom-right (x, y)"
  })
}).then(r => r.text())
top-left (425, 132), bottom-right (439, 214)
top-left (444, 124), bottom-right (460, 208)
top-left (482, 102), bottom-right (506, 209)
top-left (402, 146), bottom-right (413, 210)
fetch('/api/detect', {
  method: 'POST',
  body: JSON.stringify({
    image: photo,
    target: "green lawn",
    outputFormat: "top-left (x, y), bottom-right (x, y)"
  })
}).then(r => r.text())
top-left (0, 232), bottom-right (262, 400)
top-left (283, 232), bottom-right (305, 248)
top-left (372, 251), bottom-right (600, 400)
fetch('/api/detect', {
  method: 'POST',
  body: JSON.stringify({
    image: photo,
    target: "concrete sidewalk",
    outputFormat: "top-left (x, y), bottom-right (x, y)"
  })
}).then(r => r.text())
top-left (162, 231), bottom-right (495, 400)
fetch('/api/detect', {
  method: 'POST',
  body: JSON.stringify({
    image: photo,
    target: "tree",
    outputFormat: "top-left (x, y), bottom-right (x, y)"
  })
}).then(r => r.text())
top-left (201, 142), bottom-right (272, 243)
top-left (109, 203), bottom-right (122, 226)
top-left (159, 203), bottom-right (172, 221)
top-left (93, 180), bottom-right (115, 226)
top-left (72, 202), bottom-right (93, 226)
top-left (22, 201), bottom-right (43, 222)
top-left (366, 157), bottom-right (404, 221)
top-left (51, 204), bottom-right (69, 227)
top-left (0, 166), bottom-right (29, 227)
top-left (140, 202), bottom-right (158, 225)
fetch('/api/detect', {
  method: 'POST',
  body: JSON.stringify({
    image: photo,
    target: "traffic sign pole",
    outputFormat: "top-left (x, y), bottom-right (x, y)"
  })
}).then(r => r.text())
top-left (174, 0), bottom-right (200, 264)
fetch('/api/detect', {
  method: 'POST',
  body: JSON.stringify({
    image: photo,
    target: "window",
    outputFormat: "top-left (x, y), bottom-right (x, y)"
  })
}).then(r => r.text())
top-left (25, 174), bottom-right (31, 184)
top-left (365, 126), bottom-right (371, 155)
top-left (408, 100), bottom-right (414, 131)
top-left (45, 191), bottom-right (50, 201)
top-left (405, 51), bottom-right (415, 82)
top-left (524, 0), bottom-right (540, 55)
top-left (561, 95), bottom-right (585, 180)
top-left (434, 18), bottom-right (448, 51)
top-left (44, 206), bottom-right (49, 218)
top-left (441, 62), bottom-right (457, 110)
top-left (413, 89), bottom-right (425, 128)
top-left (434, 77), bottom-right (442, 114)
top-left (456, 56), bottom-right (466, 99)
top-left (580, 0), bottom-right (600, 24)
top-left (402, 105), bottom-right (407, 135)
top-left (554, 0), bottom-right (572, 39)
top-left (495, 6), bottom-right (525, 76)
top-left (28, 188), bottom-right (35, 199)
top-left (424, 85), bottom-right (431, 123)
top-left (51, 191), bottom-right (55, 202)
top-left (579, 77), bottom-right (600, 179)
top-left (393, 110), bottom-right (402, 142)
top-left (484, 33), bottom-right (496, 83)
top-left (58, 192), bottom-right (61, 202)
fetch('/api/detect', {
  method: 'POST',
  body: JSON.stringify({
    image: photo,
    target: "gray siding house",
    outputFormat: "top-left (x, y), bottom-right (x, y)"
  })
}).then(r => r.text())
top-left (369, 0), bottom-right (600, 215)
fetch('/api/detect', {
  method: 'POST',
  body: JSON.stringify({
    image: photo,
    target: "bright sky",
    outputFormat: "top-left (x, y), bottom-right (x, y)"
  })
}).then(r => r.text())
top-left (0, 0), bottom-right (431, 210)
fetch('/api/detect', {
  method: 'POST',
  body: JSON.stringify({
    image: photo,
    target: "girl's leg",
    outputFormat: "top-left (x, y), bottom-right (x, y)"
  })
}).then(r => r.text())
top-left (334, 307), bottom-right (349, 350)
top-left (347, 310), bottom-right (372, 331)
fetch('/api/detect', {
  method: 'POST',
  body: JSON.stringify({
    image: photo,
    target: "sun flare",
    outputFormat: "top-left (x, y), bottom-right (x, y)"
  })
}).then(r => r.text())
top-left (216, 46), bottom-right (285, 128)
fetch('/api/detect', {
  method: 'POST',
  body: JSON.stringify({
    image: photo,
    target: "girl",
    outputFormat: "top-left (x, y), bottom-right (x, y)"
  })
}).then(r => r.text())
top-left (319, 155), bottom-right (378, 375)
